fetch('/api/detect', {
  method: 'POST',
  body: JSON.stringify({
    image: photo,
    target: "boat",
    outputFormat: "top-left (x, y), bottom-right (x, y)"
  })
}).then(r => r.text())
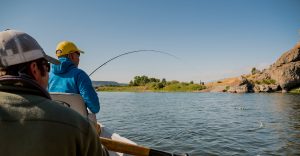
top-left (50, 93), bottom-right (189, 156)
top-left (50, 92), bottom-right (136, 156)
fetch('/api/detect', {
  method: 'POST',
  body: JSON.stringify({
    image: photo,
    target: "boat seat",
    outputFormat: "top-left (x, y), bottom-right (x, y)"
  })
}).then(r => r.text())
top-left (50, 92), bottom-right (88, 117)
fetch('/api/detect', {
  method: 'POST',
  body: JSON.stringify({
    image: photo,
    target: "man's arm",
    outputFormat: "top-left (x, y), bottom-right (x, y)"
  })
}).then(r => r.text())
top-left (76, 70), bottom-right (100, 113)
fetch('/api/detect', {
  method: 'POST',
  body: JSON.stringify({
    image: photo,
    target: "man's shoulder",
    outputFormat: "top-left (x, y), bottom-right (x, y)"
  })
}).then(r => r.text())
top-left (71, 68), bottom-right (88, 76)
top-left (0, 92), bottom-right (92, 134)
top-left (72, 68), bottom-right (92, 82)
top-left (35, 96), bottom-right (92, 133)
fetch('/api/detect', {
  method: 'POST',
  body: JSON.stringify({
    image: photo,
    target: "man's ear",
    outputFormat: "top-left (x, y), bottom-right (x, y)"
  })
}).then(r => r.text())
top-left (69, 53), bottom-right (75, 60)
top-left (29, 62), bottom-right (39, 80)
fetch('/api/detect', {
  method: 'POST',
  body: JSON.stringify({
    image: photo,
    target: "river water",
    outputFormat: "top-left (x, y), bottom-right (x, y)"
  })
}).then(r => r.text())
top-left (97, 92), bottom-right (300, 155)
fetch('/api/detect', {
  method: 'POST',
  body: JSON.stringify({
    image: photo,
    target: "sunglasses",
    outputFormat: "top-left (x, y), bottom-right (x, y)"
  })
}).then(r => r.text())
top-left (74, 51), bottom-right (80, 57)
top-left (42, 62), bottom-right (50, 72)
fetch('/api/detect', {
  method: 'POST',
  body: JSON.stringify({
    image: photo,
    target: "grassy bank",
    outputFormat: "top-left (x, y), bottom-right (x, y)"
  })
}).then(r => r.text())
top-left (97, 83), bottom-right (206, 92)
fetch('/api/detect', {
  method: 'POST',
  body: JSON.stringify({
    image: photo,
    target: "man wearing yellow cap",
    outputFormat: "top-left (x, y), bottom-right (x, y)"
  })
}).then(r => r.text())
top-left (49, 41), bottom-right (100, 123)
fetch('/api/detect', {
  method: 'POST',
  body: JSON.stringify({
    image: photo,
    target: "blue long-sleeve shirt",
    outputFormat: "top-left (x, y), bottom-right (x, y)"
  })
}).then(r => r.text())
top-left (48, 57), bottom-right (100, 113)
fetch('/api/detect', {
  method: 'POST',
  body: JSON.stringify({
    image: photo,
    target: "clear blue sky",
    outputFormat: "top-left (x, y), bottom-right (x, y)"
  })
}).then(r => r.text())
top-left (1, 0), bottom-right (300, 83)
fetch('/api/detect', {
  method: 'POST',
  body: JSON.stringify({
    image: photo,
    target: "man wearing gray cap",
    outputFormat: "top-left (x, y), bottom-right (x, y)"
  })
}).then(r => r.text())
top-left (0, 29), bottom-right (108, 156)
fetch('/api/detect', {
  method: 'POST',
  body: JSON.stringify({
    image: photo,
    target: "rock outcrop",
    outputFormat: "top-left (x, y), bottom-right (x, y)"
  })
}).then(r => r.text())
top-left (260, 42), bottom-right (300, 91)
top-left (227, 76), bottom-right (253, 93)
top-left (208, 42), bottom-right (300, 93)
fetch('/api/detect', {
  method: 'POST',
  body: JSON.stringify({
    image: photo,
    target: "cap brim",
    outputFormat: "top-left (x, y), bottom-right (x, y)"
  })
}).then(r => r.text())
top-left (79, 50), bottom-right (85, 54)
top-left (44, 55), bottom-right (60, 65)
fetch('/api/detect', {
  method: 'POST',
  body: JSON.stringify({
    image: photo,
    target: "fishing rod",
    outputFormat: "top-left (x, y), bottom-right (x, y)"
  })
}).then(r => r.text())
top-left (89, 50), bottom-right (180, 77)
top-left (89, 50), bottom-right (188, 155)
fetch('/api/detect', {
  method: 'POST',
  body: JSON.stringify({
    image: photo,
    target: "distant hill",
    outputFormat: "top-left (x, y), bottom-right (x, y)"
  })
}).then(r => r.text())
top-left (92, 81), bottom-right (127, 87)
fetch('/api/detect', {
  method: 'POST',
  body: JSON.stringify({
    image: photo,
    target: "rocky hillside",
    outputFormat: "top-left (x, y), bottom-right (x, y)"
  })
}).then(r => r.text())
top-left (206, 42), bottom-right (300, 93)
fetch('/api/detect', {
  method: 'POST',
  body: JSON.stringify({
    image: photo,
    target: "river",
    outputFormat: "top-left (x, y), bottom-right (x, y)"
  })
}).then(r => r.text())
top-left (97, 92), bottom-right (300, 155)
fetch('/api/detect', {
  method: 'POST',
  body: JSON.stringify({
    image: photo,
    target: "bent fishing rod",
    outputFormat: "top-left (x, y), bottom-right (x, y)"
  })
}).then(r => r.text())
top-left (89, 50), bottom-right (180, 77)
top-left (90, 50), bottom-right (188, 155)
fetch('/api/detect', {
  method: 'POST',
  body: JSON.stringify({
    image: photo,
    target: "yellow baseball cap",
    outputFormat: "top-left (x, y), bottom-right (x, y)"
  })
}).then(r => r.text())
top-left (55, 41), bottom-right (84, 57)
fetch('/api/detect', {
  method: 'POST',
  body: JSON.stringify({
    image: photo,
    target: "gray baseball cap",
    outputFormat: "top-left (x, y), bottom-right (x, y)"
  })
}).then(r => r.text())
top-left (0, 29), bottom-right (60, 67)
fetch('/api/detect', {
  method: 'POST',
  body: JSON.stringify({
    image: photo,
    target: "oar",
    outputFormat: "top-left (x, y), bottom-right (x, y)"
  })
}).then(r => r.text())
top-left (100, 137), bottom-right (189, 156)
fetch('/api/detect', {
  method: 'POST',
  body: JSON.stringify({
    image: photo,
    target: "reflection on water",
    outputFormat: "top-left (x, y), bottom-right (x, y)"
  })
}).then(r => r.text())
top-left (276, 94), bottom-right (300, 155)
top-left (98, 92), bottom-right (300, 155)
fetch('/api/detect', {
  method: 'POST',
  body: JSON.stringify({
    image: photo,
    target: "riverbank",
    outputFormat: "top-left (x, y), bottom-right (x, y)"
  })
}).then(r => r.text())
top-left (96, 76), bottom-right (300, 93)
top-left (96, 82), bottom-right (206, 92)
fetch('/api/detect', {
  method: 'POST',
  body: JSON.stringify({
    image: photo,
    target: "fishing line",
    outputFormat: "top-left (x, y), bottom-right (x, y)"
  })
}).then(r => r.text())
top-left (89, 50), bottom-right (180, 77)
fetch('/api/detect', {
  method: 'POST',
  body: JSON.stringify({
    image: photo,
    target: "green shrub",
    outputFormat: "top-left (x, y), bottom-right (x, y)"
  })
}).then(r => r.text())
top-left (290, 88), bottom-right (300, 93)
top-left (262, 79), bottom-right (276, 85)
top-left (155, 82), bottom-right (165, 89)
top-left (187, 84), bottom-right (206, 90)
top-left (251, 67), bottom-right (260, 75)
top-left (255, 79), bottom-right (276, 85)
top-left (163, 83), bottom-right (182, 91)
top-left (225, 86), bottom-right (230, 91)
top-left (181, 82), bottom-right (189, 86)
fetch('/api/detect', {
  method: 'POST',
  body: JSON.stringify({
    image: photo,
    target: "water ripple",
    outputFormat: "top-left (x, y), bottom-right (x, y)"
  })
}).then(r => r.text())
top-left (99, 92), bottom-right (300, 155)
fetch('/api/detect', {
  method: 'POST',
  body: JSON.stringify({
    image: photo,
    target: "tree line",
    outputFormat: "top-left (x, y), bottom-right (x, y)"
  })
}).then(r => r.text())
top-left (129, 75), bottom-right (206, 91)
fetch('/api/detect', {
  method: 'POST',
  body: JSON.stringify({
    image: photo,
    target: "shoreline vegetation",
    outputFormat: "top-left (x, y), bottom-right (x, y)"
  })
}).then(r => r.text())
top-left (96, 73), bottom-right (300, 93)
top-left (96, 75), bottom-right (206, 92)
